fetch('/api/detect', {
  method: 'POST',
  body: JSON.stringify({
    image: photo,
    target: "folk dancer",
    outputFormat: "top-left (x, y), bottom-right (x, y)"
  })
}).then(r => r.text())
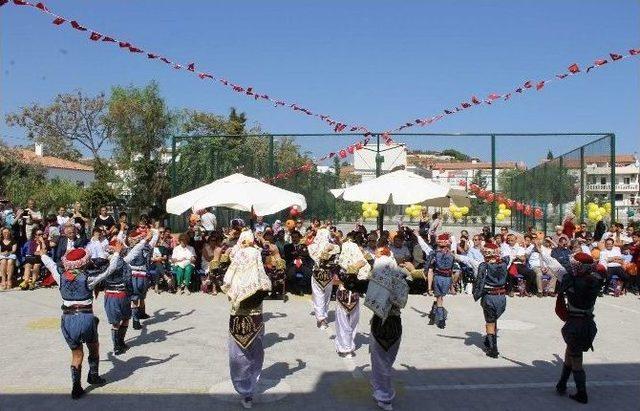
top-left (471, 242), bottom-right (508, 358)
top-left (221, 230), bottom-right (272, 409)
top-left (260, 229), bottom-right (288, 301)
top-left (104, 231), bottom-right (153, 354)
top-left (342, 247), bottom-right (408, 411)
top-left (40, 246), bottom-right (121, 399)
top-left (427, 233), bottom-right (454, 329)
top-left (126, 228), bottom-right (159, 329)
top-left (555, 252), bottom-right (605, 404)
top-left (308, 228), bottom-right (340, 329)
top-left (334, 232), bottom-right (370, 358)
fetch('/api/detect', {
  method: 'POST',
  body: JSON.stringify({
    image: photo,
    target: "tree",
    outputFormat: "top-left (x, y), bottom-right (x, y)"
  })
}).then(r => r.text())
top-left (547, 150), bottom-right (554, 160)
top-left (5, 91), bottom-right (113, 160)
top-left (107, 82), bottom-right (173, 217)
top-left (441, 149), bottom-right (471, 161)
top-left (497, 168), bottom-right (523, 198)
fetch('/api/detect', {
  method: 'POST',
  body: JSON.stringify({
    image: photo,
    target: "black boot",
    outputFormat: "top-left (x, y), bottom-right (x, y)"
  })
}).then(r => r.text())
top-left (436, 307), bottom-right (446, 329)
top-left (131, 307), bottom-right (142, 330)
top-left (485, 334), bottom-right (499, 358)
top-left (70, 365), bottom-right (84, 399)
top-left (483, 335), bottom-right (490, 349)
top-left (118, 326), bottom-right (129, 352)
top-left (556, 364), bottom-right (571, 395)
top-left (87, 355), bottom-right (106, 385)
top-left (139, 304), bottom-right (150, 320)
top-left (569, 370), bottom-right (588, 404)
top-left (111, 329), bottom-right (124, 355)
top-left (428, 302), bottom-right (436, 325)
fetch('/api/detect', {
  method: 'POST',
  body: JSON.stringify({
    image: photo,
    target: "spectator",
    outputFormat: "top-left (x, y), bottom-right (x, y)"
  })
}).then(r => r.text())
top-left (152, 227), bottom-right (175, 294)
top-left (43, 214), bottom-right (61, 250)
top-left (71, 202), bottom-right (88, 240)
top-left (499, 226), bottom-right (509, 242)
top-left (594, 216), bottom-right (607, 241)
top-left (528, 235), bottom-right (558, 297)
top-left (551, 235), bottom-right (572, 274)
top-left (22, 199), bottom-right (43, 241)
top-left (418, 208), bottom-right (430, 237)
top-left (171, 233), bottom-right (196, 295)
top-left (599, 238), bottom-right (629, 292)
top-left (629, 231), bottom-right (640, 294)
top-left (428, 212), bottom-right (442, 246)
top-left (252, 215), bottom-right (268, 234)
top-left (118, 211), bottom-right (130, 232)
top-left (93, 206), bottom-right (116, 234)
top-left (467, 235), bottom-right (485, 264)
top-left (562, 213), bottom-right (576, 238)
top-left (20, 227), bottom-right (46, 290)
top-left (481, 225), bottom-right (492, 242)
top-left (0, 227), bottom-right (17, 290)
top-left (85, 227), bottom-right (108, 259)
top-left (551, 225), bottom-right (564, 245)
top-left (574, 222), bottom-right (590, 240)
top-left (283, 230), bottom-right (313, 295)
top-left (56, 206), bottom-right (69, 227)
top-left (200, 207), bottom-right (217, 233)
top-left (501, 233), bottom-right (536, 295)
top-left (55, 223), bottom-right (88, 263)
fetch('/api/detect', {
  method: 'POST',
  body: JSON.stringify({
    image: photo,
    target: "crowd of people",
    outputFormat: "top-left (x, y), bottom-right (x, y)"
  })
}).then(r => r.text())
top-left (1, 199), bottom-right (637, 408)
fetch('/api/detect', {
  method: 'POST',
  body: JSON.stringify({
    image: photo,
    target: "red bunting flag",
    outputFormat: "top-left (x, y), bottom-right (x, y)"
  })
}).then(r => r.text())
top-left (461, 102), bottom-right (471, 108)
top-left (12, 0), bottom-right (28, 5)
top-left (630, 49), bottom-right (640, 55)
top-left (488, 93), bottom-right (501, 100)
top-left (128, 46), bottom-right (143, 53)
top-left (471, 96), bottom-right (481, 104)
top-left (347, 145), bottom-right (355, 154)
top-left (118, 41), bottom-right (130, 48)
top-left (89, 32), bottom-right (102, 41)
top-left (536, 81), bottom-right (545, 90)
top-left (52, 17), bottom-right (65, 25)
top-left (187, 63), bottom-right (195, 72)
top-left (568, 63), bottom-right (580, 73)
top-left (70, 21), bottom-right (87, 31)
top-left (523, 81), bottom-right (532, 88)
top-left (198, 72), bottom-right (213, 79)
top-left (594, 59), bottom-right (607, 66)
top-left (102, 36), bottom-right (116, 42)
top-left (610, 53), bottom-right (623, 60)
top-left (35, 2), bottom-right (48, 11)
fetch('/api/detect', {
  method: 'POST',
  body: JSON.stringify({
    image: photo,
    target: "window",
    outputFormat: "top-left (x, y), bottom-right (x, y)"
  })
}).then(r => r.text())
top-left (615, 194), bottom-right (623, 201)
top-left (624, 177), bottom-right (630, 185)
top-left (600, 177), bottom-right (607, 185)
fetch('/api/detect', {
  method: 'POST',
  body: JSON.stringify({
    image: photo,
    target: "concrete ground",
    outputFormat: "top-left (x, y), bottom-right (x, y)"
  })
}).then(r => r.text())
top-left (0, 288), bottom-right (638, 411)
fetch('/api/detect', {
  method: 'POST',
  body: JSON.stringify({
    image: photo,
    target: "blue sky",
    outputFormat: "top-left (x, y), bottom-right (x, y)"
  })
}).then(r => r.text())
top-left (1, 0), bottom-right (638, 165)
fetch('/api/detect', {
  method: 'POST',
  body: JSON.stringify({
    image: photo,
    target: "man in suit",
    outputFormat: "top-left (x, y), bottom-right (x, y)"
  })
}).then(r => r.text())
top-left (55, 223), bottom-right (88, 263)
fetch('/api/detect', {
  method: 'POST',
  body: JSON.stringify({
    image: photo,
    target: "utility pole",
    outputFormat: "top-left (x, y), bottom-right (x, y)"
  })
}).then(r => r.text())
top-left (376, 133), bottom-right (384, 232)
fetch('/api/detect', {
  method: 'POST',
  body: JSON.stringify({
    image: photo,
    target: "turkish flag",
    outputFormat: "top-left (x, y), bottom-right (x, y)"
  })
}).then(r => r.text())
top-left (128, 46), bottom-right (143, 53)
top-left (609, 53), bottom-right (623, 60)
top-left (70, 21), bottom-right (87, 31)
top-left (52, 17), bottom-right (65, 25)
top-left (595, 59), bottom-right (607, 66)
top-left (461, 102), bottom-right (471, 108)
top-left (472, 96), bottom-right (481, 104)
top-left (89, 32), bottom-right (102, 41)
top-left (488, 93), bottom-right (500, 100)
top-left (12, 0), bottom-right (28, 5)
top-left (355, 142), bottom-right (364, 150)
top-left (198, 72), bottom-right (213, 79)
top-left (630, 48), bottom-right (640, 55)
top-left (347, 146), bottom-right (355, 154)
top-left (102, 36), bottom-right (116, 42)
top-left (119, 41), bottom-right (131, 48)
top-left (35, 2), bottom-right (48, 11)
top-left (536, 81), bottom-right (545, 90)
top-left (523, 81), bottom-right (532, 88)
top-left (568, 63), bottom-right (580, 73)
top-left (187, 63), bottom-right (195, 72)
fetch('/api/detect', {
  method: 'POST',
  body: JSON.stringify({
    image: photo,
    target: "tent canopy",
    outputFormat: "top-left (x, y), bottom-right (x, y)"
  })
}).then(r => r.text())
top-left (422, 187), bottom-right (471, 208)
top-left (330, 169), bottom-right (451, 205)
top-left (166, 173), bottom-right (307, 216)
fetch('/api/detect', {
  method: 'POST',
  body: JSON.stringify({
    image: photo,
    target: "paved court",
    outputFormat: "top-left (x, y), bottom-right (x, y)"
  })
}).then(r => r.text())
top-left (1, 288), bottom-right (638, 410)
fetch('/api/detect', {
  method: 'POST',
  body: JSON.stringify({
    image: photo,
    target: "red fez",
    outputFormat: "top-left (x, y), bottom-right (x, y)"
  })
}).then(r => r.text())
top-left (62, 248), bottom-right (90, 270)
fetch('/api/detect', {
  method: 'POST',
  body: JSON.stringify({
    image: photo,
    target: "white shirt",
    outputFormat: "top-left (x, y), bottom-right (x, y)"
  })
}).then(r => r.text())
top-left (599, 247), bottom-right (623, 267)
top-left (171, 244), bottom-right (195, 268)
top-left (57, 215), bottom-right (70, 226)
top-left (86, 238), bottom-right (108, 259)
top-left (501, 243), bottom-right (525, 264)
top-left (201, 212), bottom-right (217, 231)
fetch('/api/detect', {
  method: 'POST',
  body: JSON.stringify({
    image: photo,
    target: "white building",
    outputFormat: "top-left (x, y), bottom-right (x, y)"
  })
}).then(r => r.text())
top-left (352, 143), bottom-right (407, 182)
top-left (17, 145), bottom-right (95, 186)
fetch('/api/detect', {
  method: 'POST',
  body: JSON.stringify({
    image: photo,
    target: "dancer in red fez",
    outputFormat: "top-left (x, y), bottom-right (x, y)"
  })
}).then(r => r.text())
top-left (40, 246), bottom-right (122, 399)
top-left (427, 233), bottom-right (455, 329)
top-left (472, 242), bottom-right (508, 358)
top-left (555, 252), bottom-right (605, 404)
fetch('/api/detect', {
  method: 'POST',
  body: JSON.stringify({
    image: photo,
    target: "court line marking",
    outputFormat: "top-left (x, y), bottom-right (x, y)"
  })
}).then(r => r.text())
top-left (404, 379), bottom-right (640, 391)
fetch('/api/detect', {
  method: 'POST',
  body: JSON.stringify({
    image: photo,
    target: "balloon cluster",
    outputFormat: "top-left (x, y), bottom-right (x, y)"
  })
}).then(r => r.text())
top-left (361, 202), bottom-right (379, 220)
top-left (586, 202), bottom-right (610, 222)
top-left (449, 205), bottom-right (469, 221)
top-left (289, 205), bottom-right (301, 218)
top-left (404, 204), bottom-right (423, 219)
top-left (495, 203), bottom-right (512, 221)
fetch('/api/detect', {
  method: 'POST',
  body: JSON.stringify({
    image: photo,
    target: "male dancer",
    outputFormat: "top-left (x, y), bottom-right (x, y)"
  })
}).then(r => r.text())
top-left (126, 227), bottom-right (159, 329)
top-left (472, 242), bottom-right (508, 358)
top-left (40, 245), bottom-right (121, 399)
top-left (427, 233), bottom-right (455, 329)
top-left (222, 230), bottom-right (272, 409)
top-left (105, 231), bottom-right (154, 354)
top-left (335, 231), bottom-right (370, 358)
top-left (308, 228), bottom-right (340, 329)
top-left (555, 252), bottom-right (604, 404)
top-left (342, 247), bottom-right (408, 411)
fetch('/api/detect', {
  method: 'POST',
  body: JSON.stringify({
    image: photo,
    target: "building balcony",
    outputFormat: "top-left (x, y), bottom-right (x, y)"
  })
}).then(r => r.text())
top-left (586, 183), bottom-right (639, 192)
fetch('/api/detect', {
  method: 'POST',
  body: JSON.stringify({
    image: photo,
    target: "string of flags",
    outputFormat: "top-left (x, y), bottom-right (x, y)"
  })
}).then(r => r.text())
top-left (2, 0), bottom-right (639, 184)
top-left (1, 0), bottom-right (369, 135)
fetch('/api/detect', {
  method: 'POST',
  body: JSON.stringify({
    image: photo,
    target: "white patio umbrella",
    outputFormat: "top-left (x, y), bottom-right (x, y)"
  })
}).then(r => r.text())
top-left (166, 173), bottom-right (307, 216)
top-left (423, 187), bottom-right (472, 208)
top-left (331, 169), bottom-right (450, 205)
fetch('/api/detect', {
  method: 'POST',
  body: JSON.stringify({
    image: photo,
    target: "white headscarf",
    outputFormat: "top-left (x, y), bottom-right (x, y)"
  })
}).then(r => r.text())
top-left (338, 240), bottom-right (370, 279)
top-left (222, 230), bottom-right (271, 308)
top-left (308, 228), bottom-right (337, 263)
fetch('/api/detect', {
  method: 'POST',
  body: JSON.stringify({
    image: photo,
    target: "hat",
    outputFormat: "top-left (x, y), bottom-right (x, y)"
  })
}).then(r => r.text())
top-left (571, 252), bottom-right (595, 276)
top-left (573, 252), bottom-right (594, 264)
top-left (436, 233), bottom-right (451, 247)
top-left (62, 248), bottom-right (90, 271)
top-left (482, 242), bottom-right (501, 263)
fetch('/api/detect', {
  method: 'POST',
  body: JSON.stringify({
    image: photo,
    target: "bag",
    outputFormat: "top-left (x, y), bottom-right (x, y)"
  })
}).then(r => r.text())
top-left (555, 293), bottom-right (568, 321)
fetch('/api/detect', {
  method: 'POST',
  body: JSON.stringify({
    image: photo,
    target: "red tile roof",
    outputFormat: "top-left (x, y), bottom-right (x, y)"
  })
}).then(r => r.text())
top-left (17, 149), bottom-right (94, 172)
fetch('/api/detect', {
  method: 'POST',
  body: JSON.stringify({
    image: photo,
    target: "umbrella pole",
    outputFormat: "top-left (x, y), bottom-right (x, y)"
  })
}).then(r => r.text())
top-left (377, 205), bottom-right (384, 233)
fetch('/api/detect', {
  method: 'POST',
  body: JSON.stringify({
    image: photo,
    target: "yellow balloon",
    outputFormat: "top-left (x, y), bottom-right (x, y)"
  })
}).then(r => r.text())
top-left (587, 203), bottom-right (598, 212)
top-left (371, 210), bottom-right (379, 218)
top-left (498, 203), bottom-right (506, 210)
top-left (587, 211), bottom-right (598, 221)
top-left (404, 207), bottom-right (413, 216)
top-left (361, 203), bottom-right (369, 211)
top-left (454, 212), bottom-right (463, 220)
top-left (460, 206), bottom-right (469, 214)
top-left (503, 209), bottom-right (512, 217)
top-left (449, 205), bottom-right (457, 212)
top-left (598, 207), bottom-right (606, 215)
top-left (363, 210), bottom-right (372, 218)
top-left (411, 210), bottom-right (421, 218)
top-left (603, 203), bottom-right (611, 211)
top-left (496, 214), bottom-right (505, 221)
